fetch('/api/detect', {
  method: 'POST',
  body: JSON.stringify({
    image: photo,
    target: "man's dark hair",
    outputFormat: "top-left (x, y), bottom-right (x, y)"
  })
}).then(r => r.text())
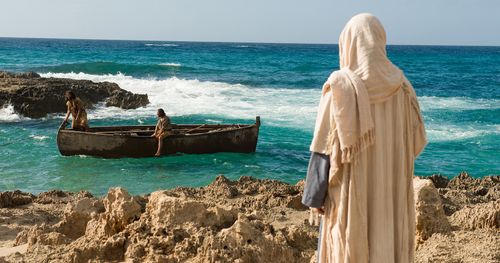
top-left (158, 108), bottom-right (166, 117)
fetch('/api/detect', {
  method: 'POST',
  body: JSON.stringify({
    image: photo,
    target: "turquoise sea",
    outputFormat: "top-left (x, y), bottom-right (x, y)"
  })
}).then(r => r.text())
top-left (0, 38), bottom-right (499, 195)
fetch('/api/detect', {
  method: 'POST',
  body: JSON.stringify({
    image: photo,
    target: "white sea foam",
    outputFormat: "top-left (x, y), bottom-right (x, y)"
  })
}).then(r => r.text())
top-left (2, 72), bottom-right (493, 144)
top-left (30, 135), bottom-right (49, 141)
top-left (159, 63), bottom-right (181, 67)
top-left (206, 119), bottom-right (223, 123)
top-left (426, 123), bottom-right (499, 142)
top-left (145, 43), bottom-right (178, 47)
top-left (419, 96), bottom-right (499, 111)
top-left (40, 72), bottom-right (319, 128)
top-left (0, 105), bottom-right (27, 122)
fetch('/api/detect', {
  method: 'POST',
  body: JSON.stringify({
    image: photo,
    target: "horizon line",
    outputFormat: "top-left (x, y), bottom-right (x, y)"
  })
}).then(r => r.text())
top-left (1, 36), bottom-right (499, 48)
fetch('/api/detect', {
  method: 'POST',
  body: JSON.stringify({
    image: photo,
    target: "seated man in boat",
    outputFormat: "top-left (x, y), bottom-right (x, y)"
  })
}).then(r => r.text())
top-left (151, 108), bottom-right (172, 156)
top-left (61, 90), bottom-right (89, 131)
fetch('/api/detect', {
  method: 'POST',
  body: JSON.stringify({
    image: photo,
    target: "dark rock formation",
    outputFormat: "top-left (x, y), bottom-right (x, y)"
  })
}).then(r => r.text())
top-left (424, 174), bottom-right (450, 188)
top-left (0, 71), bottom-right (149, 118)
top-left (0, 190), bottom-right (34, 208)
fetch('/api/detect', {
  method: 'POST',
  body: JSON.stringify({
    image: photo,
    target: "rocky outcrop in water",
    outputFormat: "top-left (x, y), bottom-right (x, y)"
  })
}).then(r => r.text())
top-left (0, 71), bottom-right (149, 118)
top-left (0, 173), bottom-right (498, 262)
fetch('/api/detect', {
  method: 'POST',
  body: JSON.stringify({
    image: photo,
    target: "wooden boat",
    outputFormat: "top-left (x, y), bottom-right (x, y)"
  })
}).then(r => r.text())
top-left (57, 116), bottom-right (260, 158)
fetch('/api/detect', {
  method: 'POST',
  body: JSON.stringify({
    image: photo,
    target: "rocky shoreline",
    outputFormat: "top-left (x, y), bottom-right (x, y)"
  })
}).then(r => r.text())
top-left (0, 173), bottom-right (498, 262)
top-left (0, 71), bottom-right (149, 118)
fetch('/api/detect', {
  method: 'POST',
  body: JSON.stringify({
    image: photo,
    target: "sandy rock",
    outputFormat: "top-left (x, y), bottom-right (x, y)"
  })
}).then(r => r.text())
top-left (147, 191), bottom-right (236, 228)
top-left (57, 197), bottom-right (105, 239)
top-left (416, 229), bottom-right (500, 263)
top-left (14, 197), bottom-right (104, 247)
top-left (441, 189), bottom-right (479, 215)
top-left (448, 172), bottom-right (480, 190)
top-left (438, 174), bottom-right (500, 216)
top-left (450, 200), bottom-right (500, 230)
top-left (35, 190), bottom-right (72, 204)
top-left (203, 175), bottom-right (239, 199)
top-left (65, 234), bottom-right (127, 263)
top-left (413, 178), bottom-right (451, 244)
top-left (286, 195), bottom-right (308, 211)
top-left (4, 174), bottom-right (496, 263)
top-left (19, 223), bottom-right (71, 247)
top-left (35, 190), bottom-right (93, 205)
top-left (0, 191), bottom-right (34, 208)
top-left (103, 188), bottom-right (142, 229)
top-left (199, 214), bottom-right (296, 263)
top-left (85, 188), bottom-right (141, 237)
top-left (484, 179), bottom-right (500, 201)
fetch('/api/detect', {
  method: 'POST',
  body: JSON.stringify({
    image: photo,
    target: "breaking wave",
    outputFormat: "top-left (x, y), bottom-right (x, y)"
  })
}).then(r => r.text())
top-left (0, 72), bottom-right (495, 143)
top-left (144, 43), bottom-right (178, 47)
top-left (159, 63), bottom-right (181, 67)
top-left (39, 72), bottom-right (319, 128)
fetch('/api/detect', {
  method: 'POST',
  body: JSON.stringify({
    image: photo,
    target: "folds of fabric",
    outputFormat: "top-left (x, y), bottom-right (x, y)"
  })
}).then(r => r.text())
top-left (310, 69), bottom-right (375, 163)
top-left (318, 83), bottom-right (427, 263)
top-left (309, 13), bottom-right (427, 262)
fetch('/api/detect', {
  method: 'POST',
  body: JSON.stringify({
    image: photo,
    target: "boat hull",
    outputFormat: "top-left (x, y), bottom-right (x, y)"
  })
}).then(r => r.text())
top-left (57, 119), bottom-right (260, 158)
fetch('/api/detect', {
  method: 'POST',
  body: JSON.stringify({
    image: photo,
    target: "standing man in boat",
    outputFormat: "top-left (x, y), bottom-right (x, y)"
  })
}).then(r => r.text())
top-left (151, 108), bottom-right (172, 156)
top-left (61, 90), bottom-right (89, 131)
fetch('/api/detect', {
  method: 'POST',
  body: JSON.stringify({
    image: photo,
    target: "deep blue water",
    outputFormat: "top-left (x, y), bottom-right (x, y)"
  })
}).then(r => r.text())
top-left (0, 38), bottom-right (499, 195)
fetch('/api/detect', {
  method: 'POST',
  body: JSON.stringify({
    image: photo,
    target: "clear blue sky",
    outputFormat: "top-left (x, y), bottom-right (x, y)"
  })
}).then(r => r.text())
top-left (1, 0), bottom-right (499, 45)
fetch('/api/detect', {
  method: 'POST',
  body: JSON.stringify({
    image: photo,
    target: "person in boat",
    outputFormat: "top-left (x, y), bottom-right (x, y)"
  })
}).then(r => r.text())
top-left (61, 90), bottom-right (89, 131)
top-left (151, 108), bottom-right (172, 156)
top-left (302, 14), bottom-right (427, 262)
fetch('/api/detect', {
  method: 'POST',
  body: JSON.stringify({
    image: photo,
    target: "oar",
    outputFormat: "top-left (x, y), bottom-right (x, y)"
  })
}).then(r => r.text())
top-left (58, 121), bottom-right (69, 131)
top-left (185, 124), bottom-right (206, 134)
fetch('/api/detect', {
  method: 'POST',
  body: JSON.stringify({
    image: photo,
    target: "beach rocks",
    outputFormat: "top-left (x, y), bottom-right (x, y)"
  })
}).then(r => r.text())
top-left (203, 175), bottom-right (239, 199)
top-left (2, 173), bottom-right (499, 262)
top-left (414, 174), bottom-right (500, 263)
top-left (0, 191), bottom-right (34, 208)
top-left (35, 190), bottom-right (93, 205)
top-left (0, 71), bottom-right (149, 118)
top-left (425, 174), bottom-right (450, 188)
top-left (436, 173), bottom-right (500, 215)
top-left (58, 197), bottom-right (105, 239)
top-left (199, 214), bottom-right (296, 263)
top-left (85, 188), bottom-right (142, 238)
top-left (450, 200), bottom-right (500, 230)
top-left (413, 178), bottom-right (451, 245)
top-left (1, 177), bottom-right (316, 262)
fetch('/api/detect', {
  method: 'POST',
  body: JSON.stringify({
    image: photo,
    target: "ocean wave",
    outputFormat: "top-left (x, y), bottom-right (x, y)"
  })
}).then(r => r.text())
top-left (30, 135), bottom-right (49, 141)
top-left (144, 43), bottom-right (178, 47)
top-left (5, 72), bottom-right (498, 144)
top-left (159, 63), bottom-right (181, 67)
top-left (34, 61), bottom-right (183, 76)
top-left (0, 105), bottom-right (27, 122)
top-left (39, 72), bottom-right (319, 128)
top-left (419, 96), bottom-right (499, 111)
top-left (426, 123), bottom-right (499, 142)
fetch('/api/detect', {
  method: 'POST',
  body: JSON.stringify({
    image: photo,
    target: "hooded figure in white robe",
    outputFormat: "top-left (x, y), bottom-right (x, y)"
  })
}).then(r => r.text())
top-left (303, 13), bottom-right (427, 263)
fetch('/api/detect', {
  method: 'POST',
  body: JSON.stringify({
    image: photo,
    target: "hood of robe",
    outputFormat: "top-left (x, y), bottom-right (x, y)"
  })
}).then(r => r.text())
top-left (339, 13), bottom-right (404, 103)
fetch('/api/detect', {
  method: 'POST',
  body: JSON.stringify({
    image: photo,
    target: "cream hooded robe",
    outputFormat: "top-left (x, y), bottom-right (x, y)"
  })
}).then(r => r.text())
top-left (309, 14), bottom-right (427, 263)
